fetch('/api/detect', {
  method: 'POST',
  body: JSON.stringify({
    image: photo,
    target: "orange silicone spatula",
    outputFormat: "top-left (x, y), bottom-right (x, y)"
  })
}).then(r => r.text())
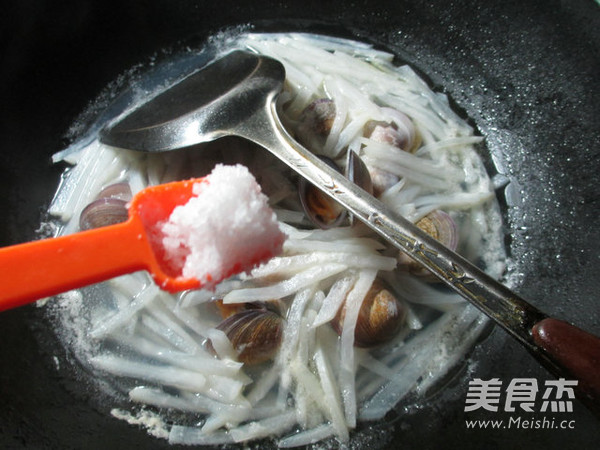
top-left (0, 178), bottom-right (221, 312)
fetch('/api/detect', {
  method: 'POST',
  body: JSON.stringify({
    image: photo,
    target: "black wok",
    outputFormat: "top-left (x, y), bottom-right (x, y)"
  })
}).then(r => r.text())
top-left (1, 1), bottom-right (599, 449)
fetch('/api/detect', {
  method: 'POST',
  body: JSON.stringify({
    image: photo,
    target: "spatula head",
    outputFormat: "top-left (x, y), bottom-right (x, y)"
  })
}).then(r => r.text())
top-left (99, 50), bottom-right (285, 152)
top-left (129, 178), bottom-right (205, 290)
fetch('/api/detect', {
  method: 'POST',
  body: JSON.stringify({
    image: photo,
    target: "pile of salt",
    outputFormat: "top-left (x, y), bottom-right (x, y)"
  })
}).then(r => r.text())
top-left (161, 164), bottom-right (286, 288)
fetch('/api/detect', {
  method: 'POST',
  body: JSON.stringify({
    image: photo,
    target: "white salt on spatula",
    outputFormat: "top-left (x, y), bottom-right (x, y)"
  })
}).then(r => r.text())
top-left (161, 164), bottom-right (286, 288)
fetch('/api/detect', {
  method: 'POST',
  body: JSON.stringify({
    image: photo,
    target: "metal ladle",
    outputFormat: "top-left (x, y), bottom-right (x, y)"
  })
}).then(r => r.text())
top-left (100, 50), bottom-right (600, 415)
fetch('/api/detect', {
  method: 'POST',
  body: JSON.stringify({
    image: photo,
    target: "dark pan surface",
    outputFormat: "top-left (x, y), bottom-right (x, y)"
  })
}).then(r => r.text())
top-left (0, 1), bottom-right (598, 448)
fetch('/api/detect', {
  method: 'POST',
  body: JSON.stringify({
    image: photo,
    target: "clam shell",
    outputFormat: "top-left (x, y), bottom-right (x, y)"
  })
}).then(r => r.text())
top-left (299, 152), bottom-right (374, 229)
top-left (362, 109), bottom-right (419, 195)
top-left (364, 120), bottom-right (410, 149)
top-left (332, 279), bottom-right (406, 348)
top-left (214, 309), bottom-right (283, 365)
top-left (415, 210), bottom-right (459, 251)
top-left (299, 155), bottom-right (347, 229)
top-left (79, 197), bottom-right (129, 231)
top-left (368, 167), bottom-right (400, 197)
top-left (372, 107), bottom-right (418, 152)
top-left (399, 210), bottom-right (459, 281)
top-left (215, 300), bottom-right (278, 319)
top-left (96, 181), bottom-right (132, 201)
top-left (346, 150), bottom-right (374, 225)
top-left (295, 98), bottom-right (335, 152)
top-left (346, 150), bottom-right (373, 196)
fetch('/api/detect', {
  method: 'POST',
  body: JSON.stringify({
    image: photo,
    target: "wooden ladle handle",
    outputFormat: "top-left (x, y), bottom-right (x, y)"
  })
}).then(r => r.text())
top-left (532, 318), bottom-right (600, 414)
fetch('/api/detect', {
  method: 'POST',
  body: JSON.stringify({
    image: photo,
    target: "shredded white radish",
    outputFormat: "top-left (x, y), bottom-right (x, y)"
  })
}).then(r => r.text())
top-left (169, 426), bottom-right (234, 446)
top-left (279, 423), bottom-right (337, 448)
top-left (111, 333), bottom-right (244, 376)
top-left (339, 269), bottom-right (377, 427)
top-left (89, 283), bottom-right (160, 339)
top-left (205, 328), bottom-right (237, 361)
top-left (314, 346), bottom-right (349, 440)
top-left (222, 264), bottom-right (348, 303)
top-left (229, 410), bottom-right (297, 442)
top-left (130, 387), bottom-right (223, 414)
top-left (312, 274), bottom-right (356, 327)
top-left (90, 355), bottom-right (208, 392)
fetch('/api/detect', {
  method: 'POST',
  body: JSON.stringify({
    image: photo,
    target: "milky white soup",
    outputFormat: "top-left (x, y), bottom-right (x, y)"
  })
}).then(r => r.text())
top-left (45, 33), bottom-right (506, 447)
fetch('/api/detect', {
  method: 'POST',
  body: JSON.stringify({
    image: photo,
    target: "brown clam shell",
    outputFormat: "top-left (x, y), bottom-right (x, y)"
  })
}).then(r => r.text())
top-left (364, 107), bottom-right (418, 152)
top-left (295, 98), bottom-right (336, 152)
top-left (96, 181), bottom-right (132, 201)
top-left (299, 152), bottom-right (374, 229)
top-left (363, 108), bottom-right (420, 196)
top-left (399, 210), bottom-right (459, 281)
top-left (333, 279), bottom-right (406, 348)
top-left (79, 197), bottom-right (129, 231)
top-left (213, 309), bottom-right (284, 365)
top-left (299, 155), bottom-right (347, 229)
top-left (346, 150), bottom-right (373, 196)
top-left (215, 300), bottom-right (273, 319)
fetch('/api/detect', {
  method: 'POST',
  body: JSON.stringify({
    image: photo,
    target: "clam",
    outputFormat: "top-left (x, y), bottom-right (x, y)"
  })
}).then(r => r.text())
top-left (363, 108), bottom-right (420, 196)
top-left (299, 151), bottom-right (373, 229)
top-left (214, 300), bottom-right (276, 319)
top-left (211, 308), bottom-right (284, 365)
top-left (346, 149), bottom-right (373, 197)
top-left (215, 300), bottom-right (250, 319)
top-left (299, 155), bottom-right (347, 229)
top-left (295, 98), bottom-right (335, 152)
top-left (79, 197), bottom-right (129, 231)
top-left (332, 279), bottom-right (407, 348)
top-left (398, 210), bottom-right (459, 281)
top-left (79, 182), bottom-right (132, 231)
top-left (364, 108), bottom-right (418, 153)
top-left (368, 168), bottom-right (400, 198)
top-left (345, 150), bottom-right (374, 225)
top-left (95, 181), bottom-right (132, 201)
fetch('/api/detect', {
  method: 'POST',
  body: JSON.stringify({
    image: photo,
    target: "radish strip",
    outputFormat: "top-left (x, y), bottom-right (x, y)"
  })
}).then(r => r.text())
top-left (339, 269), bottom-right (377, 427)
top-left (90, 355), bottom-right (207, 392)
top-left (278, 423), bottom-right (337, 448)
top-left (222, 264), bottom-right (347, 303)
top-left (312, 275), bottom-right (356, 327)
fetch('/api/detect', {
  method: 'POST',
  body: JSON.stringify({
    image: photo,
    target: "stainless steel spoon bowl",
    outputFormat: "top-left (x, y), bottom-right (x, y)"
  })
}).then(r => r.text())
top-left (100, 50), bottom-right (600, 415)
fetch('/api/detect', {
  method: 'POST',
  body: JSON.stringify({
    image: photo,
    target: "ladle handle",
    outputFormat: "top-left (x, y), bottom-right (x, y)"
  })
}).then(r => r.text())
top-left (238, 103), bottom-right (600, 415)
top-left (532, 318), bottom-right (600, 414)
top-left (0, 219), bottom-right (152, 311)
top-left (242, 105), bottom-right (546, 344)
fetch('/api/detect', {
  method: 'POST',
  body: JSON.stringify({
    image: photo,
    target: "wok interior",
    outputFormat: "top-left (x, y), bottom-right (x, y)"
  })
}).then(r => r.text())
top-left (1, 1), bottom-right (598, 449)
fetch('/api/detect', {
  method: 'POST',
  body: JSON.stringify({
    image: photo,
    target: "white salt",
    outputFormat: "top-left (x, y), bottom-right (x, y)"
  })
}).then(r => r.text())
top-left (161, 164), bottom-right (286, 288)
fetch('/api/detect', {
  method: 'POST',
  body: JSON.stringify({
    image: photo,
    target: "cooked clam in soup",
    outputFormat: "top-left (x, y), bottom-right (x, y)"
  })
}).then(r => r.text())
top-left (45, 33), bottom-right (507, 447)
